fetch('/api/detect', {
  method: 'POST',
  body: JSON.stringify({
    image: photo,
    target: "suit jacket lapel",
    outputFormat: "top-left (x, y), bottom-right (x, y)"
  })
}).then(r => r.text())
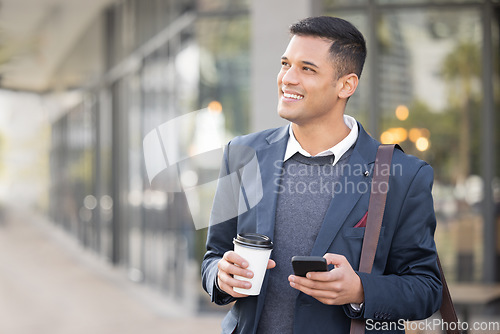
top-left (255, 126), bottom-right (289, 239)
top-left (310, 123), bottom-right (379, 256)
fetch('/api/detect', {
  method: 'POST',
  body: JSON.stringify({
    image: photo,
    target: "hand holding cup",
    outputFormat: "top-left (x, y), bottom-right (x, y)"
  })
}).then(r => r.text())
top-left (217, 233), bottom-right (274, 297)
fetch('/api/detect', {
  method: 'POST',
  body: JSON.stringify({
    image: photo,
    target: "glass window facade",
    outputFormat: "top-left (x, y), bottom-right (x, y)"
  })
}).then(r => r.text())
top-left (325, 0), bottom-right (499, 285)
top-left (377, 8), bottom-right (484, 281)
top-left (49, 0), bottom-right (251, 311)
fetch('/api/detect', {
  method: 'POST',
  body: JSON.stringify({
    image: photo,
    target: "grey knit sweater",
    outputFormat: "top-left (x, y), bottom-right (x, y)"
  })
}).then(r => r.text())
top-left (257, 148), bottom-right (353, 334)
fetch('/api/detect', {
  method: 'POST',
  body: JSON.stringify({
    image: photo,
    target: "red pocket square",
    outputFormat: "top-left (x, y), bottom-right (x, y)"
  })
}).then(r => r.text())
top-left (354, 211), bottom-right (368, 228)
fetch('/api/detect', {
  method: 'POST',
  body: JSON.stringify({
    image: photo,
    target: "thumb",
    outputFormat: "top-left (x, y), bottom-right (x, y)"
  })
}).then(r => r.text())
top-left (267, 259), bottom-right (276, 269)
top-left (323, 253), bottom-right (348, 268)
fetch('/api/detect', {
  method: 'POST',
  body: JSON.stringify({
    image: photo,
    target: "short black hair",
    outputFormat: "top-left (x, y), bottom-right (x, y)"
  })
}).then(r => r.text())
top-left (289, 16), bottom-right (367, 79)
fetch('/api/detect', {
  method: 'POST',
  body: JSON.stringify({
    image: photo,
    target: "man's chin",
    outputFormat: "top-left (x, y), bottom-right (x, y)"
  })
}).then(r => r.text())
top-left (277, 108), bottom-right (294, 122)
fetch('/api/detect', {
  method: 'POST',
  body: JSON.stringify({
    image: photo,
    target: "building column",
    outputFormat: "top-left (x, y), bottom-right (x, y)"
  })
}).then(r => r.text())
top-left (250, 0), bottom-right (321, 132)
top-left (481, 0), bottom-right (497, 283)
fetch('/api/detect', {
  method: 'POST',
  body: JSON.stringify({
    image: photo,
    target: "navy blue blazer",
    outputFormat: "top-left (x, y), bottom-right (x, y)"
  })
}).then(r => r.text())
top-left (202, 123), bottom-right (442, 334)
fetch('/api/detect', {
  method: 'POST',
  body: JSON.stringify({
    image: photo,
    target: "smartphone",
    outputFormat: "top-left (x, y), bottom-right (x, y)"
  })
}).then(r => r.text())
top-left (291, 256), bottom-right (328, 277)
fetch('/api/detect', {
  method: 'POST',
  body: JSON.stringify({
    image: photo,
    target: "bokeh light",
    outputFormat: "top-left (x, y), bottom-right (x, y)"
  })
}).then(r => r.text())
top-left (395, 105), bottom-right (409, 121)
top-left (208, 100), bottom-right (222, 113)
top-left (380, 127), bottom-right (408, 144)
top-left (380, 130), bottom-right (395, 144)
top-left (416, 137), bottom-right (430, 151)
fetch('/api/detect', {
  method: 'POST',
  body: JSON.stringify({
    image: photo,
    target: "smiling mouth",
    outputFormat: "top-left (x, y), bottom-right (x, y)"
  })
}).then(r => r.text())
top-left (283, 92), bottom-right (304, 100)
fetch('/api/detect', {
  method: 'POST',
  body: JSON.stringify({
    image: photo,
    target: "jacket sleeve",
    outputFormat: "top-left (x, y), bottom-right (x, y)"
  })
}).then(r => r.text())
top-left (355, 164), bottom-right (443, 321)
top-left (201, 142), bottom-right (239, 306)
top-left (201, 218), bottom-right (238, 305)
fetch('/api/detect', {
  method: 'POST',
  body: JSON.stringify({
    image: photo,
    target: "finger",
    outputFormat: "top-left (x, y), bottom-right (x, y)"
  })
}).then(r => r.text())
top-left (306, 269), bottom-right (340, 282)
top-left (323, 253), bottom-right (347, 267)
top-left (289, 271), bottom-right (335, 286)
top-left (267, 259), bottom-right (276, 269)
top-left (218, 269), bottom-right (252, 291)
top-left (218, 259), bottom-right (254, 279)
top-left (223, 251), bottom-right (249, 268)
top-left (289, 279), bottom-right (339, 300)
top-left (290, 274), bottom-right (344, 296)
top-left (217, 277), bottom-right (250, 298)
top-left (289, 274), bottom-right (334, 290)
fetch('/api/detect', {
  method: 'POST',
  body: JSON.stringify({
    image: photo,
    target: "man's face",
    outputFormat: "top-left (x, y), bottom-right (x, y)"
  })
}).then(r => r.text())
top-left (277, 35), bottom-right (342, 126)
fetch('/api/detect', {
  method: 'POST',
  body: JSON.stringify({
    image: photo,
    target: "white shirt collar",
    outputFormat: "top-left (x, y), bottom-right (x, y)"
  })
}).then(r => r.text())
top-left (283, 115), bottom-right (359, 166)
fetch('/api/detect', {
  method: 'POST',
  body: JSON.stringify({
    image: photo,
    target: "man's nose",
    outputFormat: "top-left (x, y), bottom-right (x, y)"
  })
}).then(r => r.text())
top-left (281, 67), bottom-right (299, 85)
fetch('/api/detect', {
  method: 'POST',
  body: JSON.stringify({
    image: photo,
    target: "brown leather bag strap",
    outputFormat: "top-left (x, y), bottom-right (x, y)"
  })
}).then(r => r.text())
top-left (437, 255), bottom-right (461, 334)
top-left (358, 144), bottom-right (395, 273)
top-left (350, 144), bottom-right (396, 334)
top-left (350, 144), bottom-right (460, 334)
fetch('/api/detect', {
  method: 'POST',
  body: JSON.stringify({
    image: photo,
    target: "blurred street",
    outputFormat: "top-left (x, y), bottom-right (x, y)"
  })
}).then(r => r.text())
top-left (0, 206), bottom-right (224, 334)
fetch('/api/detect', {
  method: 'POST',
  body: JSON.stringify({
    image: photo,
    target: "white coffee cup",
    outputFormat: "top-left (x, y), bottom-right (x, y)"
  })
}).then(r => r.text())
top-left (233, 233), bottom-right (273, 295)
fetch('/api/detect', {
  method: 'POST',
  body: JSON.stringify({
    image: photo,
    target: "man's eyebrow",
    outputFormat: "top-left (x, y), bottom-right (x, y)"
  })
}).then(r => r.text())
top-left (302, 61), bottom-right (319, 68)
top-left (280, 57), bottom-right (319, 68)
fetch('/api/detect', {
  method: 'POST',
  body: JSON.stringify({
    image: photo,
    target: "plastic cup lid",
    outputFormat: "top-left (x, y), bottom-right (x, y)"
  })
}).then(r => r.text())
top-left (233, 233), bottom-right (273, 249)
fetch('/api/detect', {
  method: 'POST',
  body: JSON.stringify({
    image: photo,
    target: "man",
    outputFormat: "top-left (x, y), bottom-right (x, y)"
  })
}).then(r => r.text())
top-left (202, 16), bottom-right (442, 333)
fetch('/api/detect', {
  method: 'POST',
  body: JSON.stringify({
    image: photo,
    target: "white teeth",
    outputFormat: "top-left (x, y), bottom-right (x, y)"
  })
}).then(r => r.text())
top-left (283, 92), bottom-right (303, 100)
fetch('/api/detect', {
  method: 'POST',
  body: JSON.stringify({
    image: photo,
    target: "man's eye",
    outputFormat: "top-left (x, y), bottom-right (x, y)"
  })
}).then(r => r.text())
top-left (303, 67), bottom-right (314, 72)
top-left (281, 61), bottom-right (289, 67)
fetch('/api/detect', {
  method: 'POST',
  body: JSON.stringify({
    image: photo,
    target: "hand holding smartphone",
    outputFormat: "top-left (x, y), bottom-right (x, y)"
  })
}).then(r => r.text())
top-left (291, 256), bottom-right (328, 277)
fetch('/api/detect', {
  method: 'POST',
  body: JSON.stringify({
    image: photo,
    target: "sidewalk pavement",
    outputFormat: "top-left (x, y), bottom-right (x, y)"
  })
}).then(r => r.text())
top-left (0, 207), bottom-right (225, 334)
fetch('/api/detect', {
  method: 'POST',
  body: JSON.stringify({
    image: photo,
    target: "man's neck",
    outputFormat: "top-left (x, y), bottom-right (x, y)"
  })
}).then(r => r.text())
top-left (291, 117), bottom-right (350, 156)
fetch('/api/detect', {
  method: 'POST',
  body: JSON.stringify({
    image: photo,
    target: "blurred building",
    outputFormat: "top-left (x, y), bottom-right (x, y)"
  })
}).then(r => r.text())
top-left (0, 0), bottom-right (498, 314)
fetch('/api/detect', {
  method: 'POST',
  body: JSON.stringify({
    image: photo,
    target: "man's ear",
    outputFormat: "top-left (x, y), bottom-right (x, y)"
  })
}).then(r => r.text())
top-left (338, 73), bottom-right (359, 99)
